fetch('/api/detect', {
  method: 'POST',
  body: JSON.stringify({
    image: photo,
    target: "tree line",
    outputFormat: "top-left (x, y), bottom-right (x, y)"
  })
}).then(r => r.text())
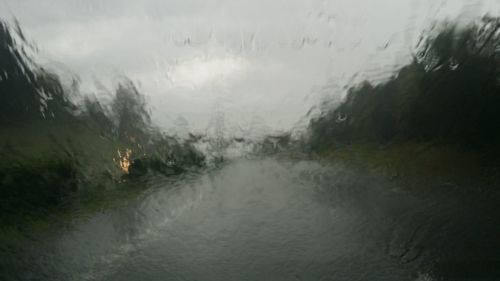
top-left (0, 19), bottom-right (205, 222)
top-left (308, 17), bottom-right (500, 151)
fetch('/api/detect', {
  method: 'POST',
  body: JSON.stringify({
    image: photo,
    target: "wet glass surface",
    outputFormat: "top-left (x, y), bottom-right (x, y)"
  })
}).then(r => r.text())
top-left (1, 1), bottom-right (500, 280)
top-left (2, 159), bottom-right (500, 280)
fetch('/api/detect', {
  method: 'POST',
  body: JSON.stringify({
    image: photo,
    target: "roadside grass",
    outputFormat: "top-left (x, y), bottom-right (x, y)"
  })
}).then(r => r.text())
top-left (311, 142), bottom-right (500, 189)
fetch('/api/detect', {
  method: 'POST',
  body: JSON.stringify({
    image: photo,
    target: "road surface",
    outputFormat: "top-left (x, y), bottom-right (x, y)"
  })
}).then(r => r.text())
top-left (3, 158), bottom-right (500, 281)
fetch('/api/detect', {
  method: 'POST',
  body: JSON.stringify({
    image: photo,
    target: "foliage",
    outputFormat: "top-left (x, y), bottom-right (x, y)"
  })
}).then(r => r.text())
top-left (0, 21), bottom-right (76, 123)
top-left (0, 152), bottom-right (81, 224)
top-left (0, 19), bottom-right (206, 223)
top-left (112, 81), bottom-right (151, 149)
top-left (308, 17), bottom-right (500, 150)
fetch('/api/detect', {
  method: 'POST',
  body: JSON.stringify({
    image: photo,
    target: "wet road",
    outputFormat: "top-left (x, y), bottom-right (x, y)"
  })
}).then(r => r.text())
top-left (3, 158), bottom-right (500, 281)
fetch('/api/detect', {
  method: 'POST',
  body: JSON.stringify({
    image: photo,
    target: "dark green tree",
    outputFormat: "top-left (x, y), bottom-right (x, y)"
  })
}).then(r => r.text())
top-left (308, 16), bottom-right (500, 150)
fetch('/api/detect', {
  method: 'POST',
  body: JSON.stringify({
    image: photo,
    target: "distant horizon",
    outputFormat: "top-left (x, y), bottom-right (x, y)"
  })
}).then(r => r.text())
top-left (1, 0), bottom-right (499, 138)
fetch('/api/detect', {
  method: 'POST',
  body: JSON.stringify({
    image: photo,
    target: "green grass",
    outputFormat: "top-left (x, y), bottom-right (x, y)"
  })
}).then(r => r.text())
top-left (311, 142), bottom-right (500, 189)
top-left (0, 122), bottom-right (122, 175)
top-left (0, 122), bottom-right (122, 243)
top-left (0, 121), bottom-right (208, 246)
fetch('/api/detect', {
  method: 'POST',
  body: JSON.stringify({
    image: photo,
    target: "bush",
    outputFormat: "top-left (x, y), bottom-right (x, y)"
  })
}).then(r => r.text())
top-left (0, 155), bottom-right (81, 223)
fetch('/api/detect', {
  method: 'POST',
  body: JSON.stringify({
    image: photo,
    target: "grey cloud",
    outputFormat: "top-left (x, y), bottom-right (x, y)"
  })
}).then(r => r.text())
top-left (0, 0), bottom-right (499, 136)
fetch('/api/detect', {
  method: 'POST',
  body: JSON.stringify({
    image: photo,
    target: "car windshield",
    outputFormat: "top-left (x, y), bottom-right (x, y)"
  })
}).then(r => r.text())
top-left (1, 1), bottom-right (500, 280)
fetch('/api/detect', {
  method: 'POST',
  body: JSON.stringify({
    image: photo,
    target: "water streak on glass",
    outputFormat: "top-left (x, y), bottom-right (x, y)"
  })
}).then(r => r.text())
top-left (1, 1), bottom-right (500, 280)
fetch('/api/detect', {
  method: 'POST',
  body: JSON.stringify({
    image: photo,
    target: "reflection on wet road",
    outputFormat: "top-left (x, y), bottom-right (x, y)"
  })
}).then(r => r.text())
top-left (4, 159), bottom-right (500, 281)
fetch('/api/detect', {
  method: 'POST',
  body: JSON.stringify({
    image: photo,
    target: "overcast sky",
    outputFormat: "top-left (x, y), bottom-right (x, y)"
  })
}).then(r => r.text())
top-left (1, 0), bottom-right (499, 138)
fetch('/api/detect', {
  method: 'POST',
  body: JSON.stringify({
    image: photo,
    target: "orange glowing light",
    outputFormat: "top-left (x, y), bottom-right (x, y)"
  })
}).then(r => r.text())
top-left (115, 148), bottom-right (132, 173)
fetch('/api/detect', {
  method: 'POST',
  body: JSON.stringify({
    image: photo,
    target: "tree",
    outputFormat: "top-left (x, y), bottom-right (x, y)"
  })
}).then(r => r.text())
top-left (111, 80), bottom-right (151, 150)
top-left (308, 17), bottom-right (500, 150)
